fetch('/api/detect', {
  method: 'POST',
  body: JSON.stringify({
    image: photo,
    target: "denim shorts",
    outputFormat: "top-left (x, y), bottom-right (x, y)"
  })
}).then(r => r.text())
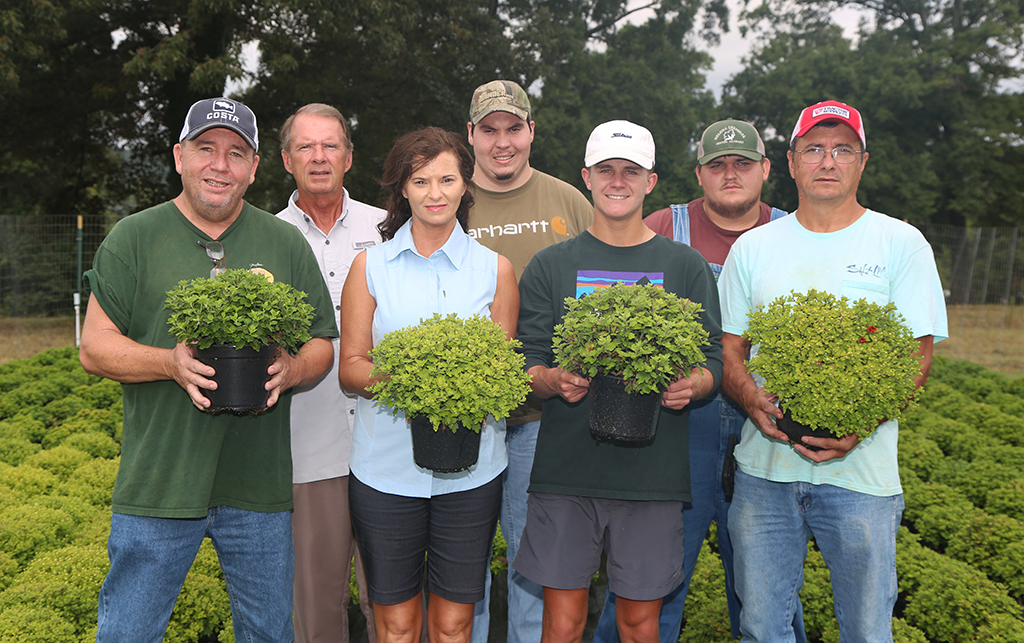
top-left (349, 475), bottom-right (501, 605)
top-left (513, 492), bottom-right (685, 601)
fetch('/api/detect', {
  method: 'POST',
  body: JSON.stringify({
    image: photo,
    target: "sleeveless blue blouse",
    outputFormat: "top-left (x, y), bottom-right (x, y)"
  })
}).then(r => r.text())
top-left (350, 220), bottom-right (507, 497)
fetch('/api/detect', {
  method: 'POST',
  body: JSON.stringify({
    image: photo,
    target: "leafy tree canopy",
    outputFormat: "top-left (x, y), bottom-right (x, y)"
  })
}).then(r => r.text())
top-left (723, 0), bottom-right (1024, 226)
top-left (3, 0), bottom-right (1023, 227)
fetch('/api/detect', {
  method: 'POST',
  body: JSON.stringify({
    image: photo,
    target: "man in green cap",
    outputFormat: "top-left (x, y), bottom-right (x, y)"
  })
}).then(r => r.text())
top-left (595, 119), bottom-right (806, 643)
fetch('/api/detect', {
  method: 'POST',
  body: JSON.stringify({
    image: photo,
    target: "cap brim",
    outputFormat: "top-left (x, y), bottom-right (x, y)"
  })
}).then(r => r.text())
top-left (791, 117), bottom-right (865, 147)
top-left (471, 105), bottom-right (530, 125)
top-left (792, 118), bottom-right (838, 141)
top-left (184, 122), bottom-right (258, 151)
top-left (698, 149), bottom-right (764, 165)
top-left (584, 151), bottom-right (654, 170)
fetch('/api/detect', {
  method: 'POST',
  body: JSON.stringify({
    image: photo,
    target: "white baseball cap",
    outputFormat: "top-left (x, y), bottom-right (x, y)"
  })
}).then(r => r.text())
top-left (584, 120), bottom-right (655, 170)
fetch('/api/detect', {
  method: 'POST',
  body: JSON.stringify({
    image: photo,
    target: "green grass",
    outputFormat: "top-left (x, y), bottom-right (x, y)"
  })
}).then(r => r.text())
top-left (933, 305), bottom-right (1024, 378)
top-left (0, 317), bottom-right (77, 365)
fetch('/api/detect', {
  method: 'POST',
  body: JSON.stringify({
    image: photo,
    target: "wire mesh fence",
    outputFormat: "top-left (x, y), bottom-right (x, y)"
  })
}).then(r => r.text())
top-left (1, 214), bottom-right (1022, 339)
top-left (918, 224), bottom-right (1023, 306)
top-left (0, 215), bottom-right (116, 318)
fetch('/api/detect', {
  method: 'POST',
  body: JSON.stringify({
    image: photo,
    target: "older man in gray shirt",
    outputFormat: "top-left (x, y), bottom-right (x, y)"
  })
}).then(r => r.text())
top-left (277, 103), bottom-right (384, 643)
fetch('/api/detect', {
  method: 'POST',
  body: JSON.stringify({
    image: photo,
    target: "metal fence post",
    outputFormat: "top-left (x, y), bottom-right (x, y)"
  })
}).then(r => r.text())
top-left (978, 228), bottom-right (997, 305)
top-left (1003, 228), bottom-right (1019, 305)
top-left (75, 215), bottom-right (83, 347)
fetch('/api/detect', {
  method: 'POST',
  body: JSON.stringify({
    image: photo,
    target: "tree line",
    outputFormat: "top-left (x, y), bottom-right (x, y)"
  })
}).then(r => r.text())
top-left (2, 0), bottom-right (1022, 227)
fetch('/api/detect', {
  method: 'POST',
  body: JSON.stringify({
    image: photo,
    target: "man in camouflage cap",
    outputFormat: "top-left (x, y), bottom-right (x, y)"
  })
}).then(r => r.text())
top-left (465, 79), bottom-right (592, 643)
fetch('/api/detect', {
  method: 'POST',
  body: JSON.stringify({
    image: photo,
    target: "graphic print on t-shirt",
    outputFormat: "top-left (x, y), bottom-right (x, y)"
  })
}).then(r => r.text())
top-left (575, 270), bottom-right (665, 298)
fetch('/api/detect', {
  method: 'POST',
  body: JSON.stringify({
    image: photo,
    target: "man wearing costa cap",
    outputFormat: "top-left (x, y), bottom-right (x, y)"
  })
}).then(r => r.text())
top-left (81, 97), bottom-right (337, 642)
top-left (718, 100), bottom-right (947, 641)
top-left (595, 119), bottom-right (805, 643)
top-left (513, 120), bottom-right (723, 643)
top-left (465, 79), bottom-right (593, 643)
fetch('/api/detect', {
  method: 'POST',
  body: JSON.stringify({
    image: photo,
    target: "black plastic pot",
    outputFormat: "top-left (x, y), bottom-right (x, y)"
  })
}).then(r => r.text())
top-left (410, 415), bottom-right (481, 473)
top-left (589, 374), bottom-right (660, 442)
top-left (776, 407), bottom-right (834, 451)
top-left (195, 343), bottom-right (277, 413)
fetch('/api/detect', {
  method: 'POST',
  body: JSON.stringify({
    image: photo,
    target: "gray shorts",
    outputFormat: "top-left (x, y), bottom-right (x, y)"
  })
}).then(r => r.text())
top-left (511, 492), bottom-right (685, 601)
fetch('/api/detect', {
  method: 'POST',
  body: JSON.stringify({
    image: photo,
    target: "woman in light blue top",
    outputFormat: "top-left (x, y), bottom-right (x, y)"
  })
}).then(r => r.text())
top-left (339, 127), bottom-right (518, 643)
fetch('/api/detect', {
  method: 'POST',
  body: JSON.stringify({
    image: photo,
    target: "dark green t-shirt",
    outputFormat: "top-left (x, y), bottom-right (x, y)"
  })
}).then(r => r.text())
top-left (518, 231), bottom-right (724, 502)
top-left (85, 201), bottom-right (338, 518)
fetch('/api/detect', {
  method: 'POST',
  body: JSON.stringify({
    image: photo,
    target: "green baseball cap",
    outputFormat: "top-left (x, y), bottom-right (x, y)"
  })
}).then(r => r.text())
top-left (469, 80), bottom-right (531, 125)
top-left (697, 119), bottom-right (765, 165)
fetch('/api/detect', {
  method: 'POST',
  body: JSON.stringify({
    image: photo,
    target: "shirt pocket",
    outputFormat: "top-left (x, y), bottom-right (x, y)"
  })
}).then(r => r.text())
top-left (840, 279), bottom-right (889, 306)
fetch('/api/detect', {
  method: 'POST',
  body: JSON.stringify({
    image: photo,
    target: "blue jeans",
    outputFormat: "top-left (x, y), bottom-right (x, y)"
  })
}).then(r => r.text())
top-left (96, 507), bottom-right (294, 643)
top-left (471, 420), bottom-right (544, 643)
top-left (729, 470), bottom-right (904, 643)
top-left (594, 395), bottom-right (806, 643)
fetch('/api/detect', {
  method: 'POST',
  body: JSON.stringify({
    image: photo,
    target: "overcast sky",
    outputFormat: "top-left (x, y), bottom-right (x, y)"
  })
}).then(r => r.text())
top-left (229, 3), bottom-right (868, 100)
top-left (695, 1), bottom-right (868, 97)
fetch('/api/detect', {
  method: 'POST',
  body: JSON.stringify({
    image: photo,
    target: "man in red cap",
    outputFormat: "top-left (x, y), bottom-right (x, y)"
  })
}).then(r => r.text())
top-left (717, 100), bottom-right (947, 641)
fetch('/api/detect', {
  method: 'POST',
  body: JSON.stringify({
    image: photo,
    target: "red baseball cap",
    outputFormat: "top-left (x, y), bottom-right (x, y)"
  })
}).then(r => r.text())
top-left (789, 100), bottom-right (866, 147)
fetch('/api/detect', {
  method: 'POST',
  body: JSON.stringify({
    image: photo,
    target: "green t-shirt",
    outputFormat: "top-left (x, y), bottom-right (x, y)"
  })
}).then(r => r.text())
top-left (85, 201), bottom-right (338, 518)
top-left (517, 232), bottom-right (724, 502)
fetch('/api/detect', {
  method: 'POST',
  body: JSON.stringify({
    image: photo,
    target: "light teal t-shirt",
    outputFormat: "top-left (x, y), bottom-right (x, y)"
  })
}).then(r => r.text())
top-left (719, 210), bottom-right (948, 497)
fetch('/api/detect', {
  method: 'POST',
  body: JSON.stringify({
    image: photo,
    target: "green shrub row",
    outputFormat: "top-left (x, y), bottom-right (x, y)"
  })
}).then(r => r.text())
top-left (0, 348), bottom-right (235, 642)
top-left (3, 349), bottom-right (1024, 642)
top-left (896, 528), bottom-right (1024, 642)
top-left (898, 358), bottom-right (1024, 603)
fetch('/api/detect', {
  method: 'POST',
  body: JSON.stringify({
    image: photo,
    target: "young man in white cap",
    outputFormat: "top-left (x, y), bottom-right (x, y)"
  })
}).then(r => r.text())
top-left (512, 121), bottom-right (723, 643)
top-left (595, 119), bottom-right (806, 643)
top-left (81, 97), bottom-right (337, 642)
top-left (719, 100), bottom-right (947, 641)
top-left (465, 79), bottom-right (593, 643)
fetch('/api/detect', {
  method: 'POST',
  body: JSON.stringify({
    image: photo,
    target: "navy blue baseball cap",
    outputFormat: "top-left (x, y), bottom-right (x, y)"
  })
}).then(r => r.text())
top-left (179, 97), bottom-right (259, 151)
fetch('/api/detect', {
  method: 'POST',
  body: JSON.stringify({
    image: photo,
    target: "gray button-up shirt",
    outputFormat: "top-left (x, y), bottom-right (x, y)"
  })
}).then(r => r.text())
top-left (277, 189), bottom-right (385, 483)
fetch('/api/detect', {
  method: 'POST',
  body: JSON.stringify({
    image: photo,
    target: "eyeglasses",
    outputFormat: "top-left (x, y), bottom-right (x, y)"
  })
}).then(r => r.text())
top-left (197, 240), bottom-right (225, 278)
top-left (794, 146), bottom-right (863, 164)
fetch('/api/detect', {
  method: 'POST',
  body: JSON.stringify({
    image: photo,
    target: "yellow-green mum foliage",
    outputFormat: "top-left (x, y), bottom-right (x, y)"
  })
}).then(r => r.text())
top-left (744, 289), bottom-right (920, 439)
top-left (165, 268), bottom-right (315, 352)
top-left (0, 545), bottom-right (109, 638)
top-left (553, 282), bottom-right (709, 395)
top-left (369, 314), bottom-right (531, 432)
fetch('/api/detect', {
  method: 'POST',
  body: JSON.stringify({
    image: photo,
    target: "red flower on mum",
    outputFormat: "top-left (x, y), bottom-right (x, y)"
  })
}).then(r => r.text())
top-left (858, 337), bottom-right (867, 343)
top-left (867, 326), bottom-right (878, 333)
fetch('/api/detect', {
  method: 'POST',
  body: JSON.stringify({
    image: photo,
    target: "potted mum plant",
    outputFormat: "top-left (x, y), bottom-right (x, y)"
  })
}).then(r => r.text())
top-left (165, 268), bottom-right (315, 413)
top-left (368, 313), bottom-right (531, 473)
top-left (743, 289), bottom-right (920, 447)
top-left (552, 282), bottom-right (710, 442)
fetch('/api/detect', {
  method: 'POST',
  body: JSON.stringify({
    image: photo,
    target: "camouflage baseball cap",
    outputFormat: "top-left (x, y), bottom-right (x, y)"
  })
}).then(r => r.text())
top-left (469, 80), bottom-right (531, 125)
top-left (697, 119), bottom-right (765, 165)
